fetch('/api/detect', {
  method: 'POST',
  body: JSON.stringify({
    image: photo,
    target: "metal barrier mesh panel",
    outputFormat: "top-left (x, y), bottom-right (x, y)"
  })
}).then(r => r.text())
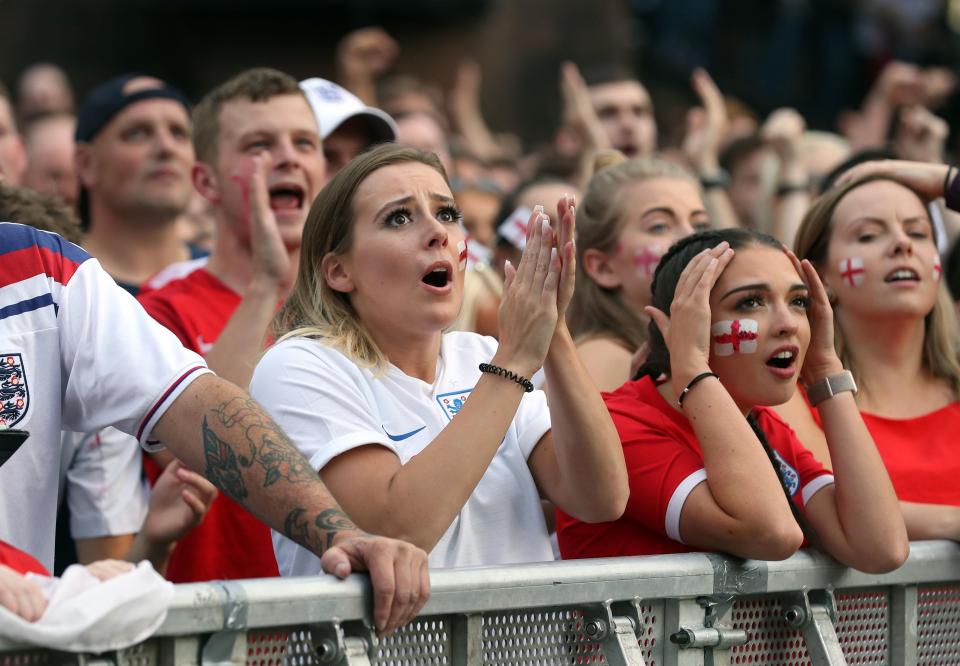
top-left (478, 604), bottom-right (661, 666)
top-left (247, 628), bottom-right (301, 666)
top-left (0, 651), bottom-right (65, 666)
top-left (835, 589), bottom-right (889, 665)
top-left (374, 618), bottom-right (451, 665)
top-left (636, 602), bottom-right (662, 666)
top-left (481, 608), bottom-right (604, 665)
top-left (918, 584), bottom-right (960, 665)
top-left (729, 596), bottom-right (811, 666)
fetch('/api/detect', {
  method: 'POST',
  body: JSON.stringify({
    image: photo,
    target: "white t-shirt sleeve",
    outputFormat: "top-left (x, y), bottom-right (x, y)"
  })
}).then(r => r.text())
top-left (64, 428), bottom-right (148, 539)
top-left (250, 340), bottom-right (398, 471)
top-left (56, 259), bottom-right (210, 445)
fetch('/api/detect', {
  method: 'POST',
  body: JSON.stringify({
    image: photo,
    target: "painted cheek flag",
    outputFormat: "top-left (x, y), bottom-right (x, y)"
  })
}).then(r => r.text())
top-left (711, 319), bottom-right (759, 356)
top-left (838, 257), bottom-right (865, 287)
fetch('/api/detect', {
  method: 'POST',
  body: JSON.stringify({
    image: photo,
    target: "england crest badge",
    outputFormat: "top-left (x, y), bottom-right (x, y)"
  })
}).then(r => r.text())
top-left (436, 388), bottom-right (473, 421)
top-left (770, 449), bottom-right (800, 497)
top-left (0, 354), bottom-right (29, 428)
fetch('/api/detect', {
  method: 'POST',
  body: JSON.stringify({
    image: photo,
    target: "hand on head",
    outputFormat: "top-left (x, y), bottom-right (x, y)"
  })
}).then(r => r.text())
top-left (644, 241), bottom-right (734, 393)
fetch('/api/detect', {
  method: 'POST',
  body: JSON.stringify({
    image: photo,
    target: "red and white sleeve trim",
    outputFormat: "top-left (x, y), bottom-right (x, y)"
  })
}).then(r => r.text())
top-left (801, 474), bottom-right (835, 507)
top-left (665, 468), bottom-right (708, 543)
top-left (136, 365), bottom-right (212, 451)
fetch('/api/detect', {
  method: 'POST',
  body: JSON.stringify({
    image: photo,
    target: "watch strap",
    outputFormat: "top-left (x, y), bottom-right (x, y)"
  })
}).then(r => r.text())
top-left (806, 370), bottom-right (857, 406)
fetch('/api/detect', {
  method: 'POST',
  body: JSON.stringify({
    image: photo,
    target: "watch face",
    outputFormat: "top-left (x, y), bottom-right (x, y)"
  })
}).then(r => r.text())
top-left (0, 429), bottom-right (29, 467)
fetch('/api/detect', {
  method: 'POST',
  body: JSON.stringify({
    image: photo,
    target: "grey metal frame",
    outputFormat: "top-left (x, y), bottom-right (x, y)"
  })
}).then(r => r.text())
top-left (2, 541), bottom-right (960, 665)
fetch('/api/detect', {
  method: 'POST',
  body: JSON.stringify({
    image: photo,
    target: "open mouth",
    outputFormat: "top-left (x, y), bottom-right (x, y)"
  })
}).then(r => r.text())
top-left (885, 268), bottom-right (920, 283)
top-left (421, 264), bottom-right (451, 289)
top-left (268, 184), bottom-right (305, 211)
top-left (766, 348), bottom-right (797, 370)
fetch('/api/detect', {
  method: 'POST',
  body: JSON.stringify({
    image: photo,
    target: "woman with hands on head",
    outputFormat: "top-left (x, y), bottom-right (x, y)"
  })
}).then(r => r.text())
top-left (249, 144), bottom-right (628, 572)
top-left (775, 159), bottom-right (960, 543)
top-left (558, 228), bottom-right (908, 572)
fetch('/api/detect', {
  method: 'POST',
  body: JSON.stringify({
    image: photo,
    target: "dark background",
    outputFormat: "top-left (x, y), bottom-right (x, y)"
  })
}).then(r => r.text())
top-left (2, 0), bottom-right (959, 151)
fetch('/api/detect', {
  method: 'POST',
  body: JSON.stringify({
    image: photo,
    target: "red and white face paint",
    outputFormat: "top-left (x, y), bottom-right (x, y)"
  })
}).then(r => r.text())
top-left (933, 253), bottom-right (942, 282)
top-left (711, 319), bottom-right (759, 356)
top-left (838, 257), bottom-right (865, 287)
top-left (457, 240), bottom-right (468, 271)
top-left (633, 245), bottom-right (663, 278)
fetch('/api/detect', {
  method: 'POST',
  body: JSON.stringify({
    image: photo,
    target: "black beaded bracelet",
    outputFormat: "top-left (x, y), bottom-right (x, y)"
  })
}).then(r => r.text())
top-left (944, 165), bottom-right (960, 212)
top-left (479, 363), bottom-right (535, 392)
top-left (677, 371), bottom-right (718, 407)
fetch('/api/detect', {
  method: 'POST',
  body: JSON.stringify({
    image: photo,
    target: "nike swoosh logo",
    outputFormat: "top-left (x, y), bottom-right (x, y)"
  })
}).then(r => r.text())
top-left (382, 425), bottom-right (426, 442)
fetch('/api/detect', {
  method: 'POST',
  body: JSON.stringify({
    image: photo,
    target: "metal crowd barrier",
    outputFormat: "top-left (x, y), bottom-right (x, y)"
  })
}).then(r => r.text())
top-left (2, 540), bottom-right (960, 666)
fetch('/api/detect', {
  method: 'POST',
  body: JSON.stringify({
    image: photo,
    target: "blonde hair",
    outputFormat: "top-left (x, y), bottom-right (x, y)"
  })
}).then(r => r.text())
top-left (567, 151), bottom-right (700, 350)
top-left (274, 143), bottom-right (449, 370)
top-left (795, 175), bottom-right (960, 397)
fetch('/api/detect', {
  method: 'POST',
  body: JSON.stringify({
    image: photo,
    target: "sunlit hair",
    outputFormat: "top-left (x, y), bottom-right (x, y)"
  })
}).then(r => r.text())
top-left (274, 143), bottom-right (449, 371)
top-left (637, 228), bottom-right (783, 380)
top-left (567, 150), bottom-right (701, 351)
top-left (795, 175), bottom-right (960, 397)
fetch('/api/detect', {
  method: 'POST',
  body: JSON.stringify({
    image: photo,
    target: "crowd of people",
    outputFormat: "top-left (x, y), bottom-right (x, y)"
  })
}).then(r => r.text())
top-left (1, 24), bottom-right (959, 638)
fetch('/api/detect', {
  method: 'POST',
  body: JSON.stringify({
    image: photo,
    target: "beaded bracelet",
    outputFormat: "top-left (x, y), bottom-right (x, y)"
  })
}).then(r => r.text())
top-left (677, 371), bottom-right (719, 407)
top-left (479, 363), bottom-right (535, 393)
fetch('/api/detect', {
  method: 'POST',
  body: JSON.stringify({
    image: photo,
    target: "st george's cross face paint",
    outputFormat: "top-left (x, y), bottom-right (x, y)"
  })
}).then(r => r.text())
top-left (633, 245), bottom-right (663, 278)
top-left (711, 319), bottom-right (759, 356)
top-left (838, 257), bottom-right (865, 287)
top-left (933, 253), bottom-right (942, 281)
top-left (457, 240), bottom-right (468, 271)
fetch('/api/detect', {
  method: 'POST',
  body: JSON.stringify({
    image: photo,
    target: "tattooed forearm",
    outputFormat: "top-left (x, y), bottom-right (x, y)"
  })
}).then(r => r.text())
top-left (203, 397), bottom-right (316, 490)
top-left (316, 508), bottom-right (359, 550)
top-left (283, 507), bottom-right (360, 555)
top-left (202, 416), bottom-right (248, 501)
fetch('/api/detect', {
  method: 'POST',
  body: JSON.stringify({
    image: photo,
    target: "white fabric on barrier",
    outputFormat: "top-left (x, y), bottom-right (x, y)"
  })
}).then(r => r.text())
top-left (0, 561), bottom-right (173, 652)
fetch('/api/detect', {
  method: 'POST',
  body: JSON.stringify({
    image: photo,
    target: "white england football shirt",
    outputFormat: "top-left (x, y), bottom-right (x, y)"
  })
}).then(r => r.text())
top-left (250, 331), bottom-right (554, 573)
top-left (0, 222), bottom-right (209, 569)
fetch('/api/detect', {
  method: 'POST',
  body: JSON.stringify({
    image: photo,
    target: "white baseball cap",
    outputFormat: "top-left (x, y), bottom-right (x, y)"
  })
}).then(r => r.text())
top-left (299, 77), bottom-right (398, 141)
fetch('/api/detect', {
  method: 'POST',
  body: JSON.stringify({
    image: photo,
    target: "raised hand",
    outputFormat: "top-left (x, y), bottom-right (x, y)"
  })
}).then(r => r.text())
top-left (553, 194), bottom-right (576, 322)
top-left (762, 108), bottom-right (806, 164)
top-left (894, 105), bottom-right (948, 164)
top-left (336, 27), bottom-right (399, 104)
top-left (644, 242), bottom-right (734, 393)
top-left (496, 207), bottom-right (563, 376)
top-left (232, 155), bottom-right (295, 295)
top-left (320, 533), bottom-right (429, 637)
top-left (559, 61), bottom-right (610, 154)
top-left (783, 249), bottom-right (843, 384)
top-left (682, 69), bottom-right (728, 174)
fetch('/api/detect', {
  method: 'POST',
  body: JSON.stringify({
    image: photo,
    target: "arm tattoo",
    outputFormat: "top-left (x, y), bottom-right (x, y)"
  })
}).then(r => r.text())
top-left (202, 416), bottom-right (248, 501)
top-left (202, 397), bottom-right (316, 493)
top-left (283, 507), bottom-right (360, 554)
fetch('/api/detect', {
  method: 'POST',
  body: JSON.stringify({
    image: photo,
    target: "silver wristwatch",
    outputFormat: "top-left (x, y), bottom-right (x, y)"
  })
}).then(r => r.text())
top-left (806, 370), bottom-right (857, 406)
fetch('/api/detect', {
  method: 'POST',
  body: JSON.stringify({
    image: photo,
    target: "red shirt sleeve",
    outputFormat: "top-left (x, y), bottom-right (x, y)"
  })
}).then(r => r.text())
top-left (756, 407), bottom-right (833, 508)
top-left (0, 541), bottom-right (49, 576)
top-left (613, 403), bottom-right (707, 539)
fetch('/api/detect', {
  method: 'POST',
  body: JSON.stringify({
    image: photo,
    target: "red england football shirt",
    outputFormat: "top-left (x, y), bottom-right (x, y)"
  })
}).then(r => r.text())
top-left (138, 269), bottom-right (280, 582)
top-left (556, 376), bottom-right (832, 560)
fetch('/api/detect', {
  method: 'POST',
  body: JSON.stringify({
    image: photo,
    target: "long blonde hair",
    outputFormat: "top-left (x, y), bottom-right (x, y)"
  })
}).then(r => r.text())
top-left (795, 174), bottom-right (960, 397)
top-left (274, 144), bottom-right (449, 370)
top-left (567, 151), bottom-right (700, 350)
